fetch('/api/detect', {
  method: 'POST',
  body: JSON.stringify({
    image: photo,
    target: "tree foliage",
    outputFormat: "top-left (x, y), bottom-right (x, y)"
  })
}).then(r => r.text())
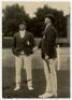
top-left (34, 5), bottom-right (68, 37)
top-left (2, 4), bottom-right (30, 36)
top-left (3, 4), bottom-right (68, 38)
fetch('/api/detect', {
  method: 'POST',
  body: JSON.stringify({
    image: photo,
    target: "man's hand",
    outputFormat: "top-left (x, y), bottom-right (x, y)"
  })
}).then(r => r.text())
top-left (33, 46), bottom-right (38, 52)
top-left (45, 55), bottom-right (49, 60)
top-left (21, 51), bottom-right (24, 55)
top-left (33, 46), bottom-right (41, 55)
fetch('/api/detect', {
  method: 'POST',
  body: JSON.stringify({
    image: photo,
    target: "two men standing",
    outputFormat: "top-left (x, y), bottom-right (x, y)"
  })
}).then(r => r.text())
top-left (12, 14), bottom-right (57, 98)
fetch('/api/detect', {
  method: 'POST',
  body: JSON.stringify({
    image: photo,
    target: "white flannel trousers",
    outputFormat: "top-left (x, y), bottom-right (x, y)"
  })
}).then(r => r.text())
top-left (43, 58), bottom-right (57, 96)
top-left (15, 54), bottom-right (33, 88)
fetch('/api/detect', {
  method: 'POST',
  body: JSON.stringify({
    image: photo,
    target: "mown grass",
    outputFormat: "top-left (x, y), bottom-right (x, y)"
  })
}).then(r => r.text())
top-left (2, 47), bottom-right (70, 98)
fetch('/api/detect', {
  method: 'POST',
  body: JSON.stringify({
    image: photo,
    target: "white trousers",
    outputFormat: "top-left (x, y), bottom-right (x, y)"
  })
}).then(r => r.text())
top-left (43, 58), bottom-right (57, 95)
top-left (15, 55), bottom-right (33, 88)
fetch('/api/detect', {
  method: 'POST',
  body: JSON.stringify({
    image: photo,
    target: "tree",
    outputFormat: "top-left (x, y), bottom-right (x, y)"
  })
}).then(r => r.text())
top-left (34, 5), bottom-right (67, 37)
top-left (2, 4), bottom-right (30, 36)
top-left (3, 4), bottom-right (68, 38)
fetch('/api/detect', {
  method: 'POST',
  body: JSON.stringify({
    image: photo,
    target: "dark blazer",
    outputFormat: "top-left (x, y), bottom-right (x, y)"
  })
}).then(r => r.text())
top-left (39, 24), bottom-right (57, 59)
top-left (12, 31), bottom-right (35, 56)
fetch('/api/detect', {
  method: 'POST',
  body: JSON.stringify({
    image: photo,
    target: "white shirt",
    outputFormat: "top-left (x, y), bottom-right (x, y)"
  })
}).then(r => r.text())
top-left (19, 30), bottom-right (26, 55)
top-left (19, 30), bottom-right (26, 38)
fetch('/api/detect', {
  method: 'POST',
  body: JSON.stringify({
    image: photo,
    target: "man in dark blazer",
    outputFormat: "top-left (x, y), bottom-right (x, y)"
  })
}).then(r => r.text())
top-left (39, 15), bottom-right (58, 98)
top-left (12, 22), bottom-right (35, 91)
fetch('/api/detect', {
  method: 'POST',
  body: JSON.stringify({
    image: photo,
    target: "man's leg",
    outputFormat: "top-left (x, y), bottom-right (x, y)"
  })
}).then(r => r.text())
top-left (49, 58), bottom-right (57, 97)
top-left (39, 59), bottom-right (53, 98)
top-left (43, 59), bottom-right (52, 93)
top-left (24, 55), bottom-right (33, 90)
top-left (14, 56), bottom-right (22, 91)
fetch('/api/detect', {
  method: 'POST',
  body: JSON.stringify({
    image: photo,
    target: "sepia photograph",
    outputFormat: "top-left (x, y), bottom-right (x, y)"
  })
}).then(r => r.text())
top-left (2, 1), bottom-right (70, 98)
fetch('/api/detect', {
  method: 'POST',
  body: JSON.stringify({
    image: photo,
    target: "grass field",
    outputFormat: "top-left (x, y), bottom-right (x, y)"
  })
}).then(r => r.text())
top-left (2, 47), bottom-right (70, 98)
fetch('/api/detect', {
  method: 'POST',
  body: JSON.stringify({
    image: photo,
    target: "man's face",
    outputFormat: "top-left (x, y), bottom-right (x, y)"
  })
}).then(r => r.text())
top-left (45, 17), bottom-right (51, 25)
top-left (19, 24), bottom-right (26, 31)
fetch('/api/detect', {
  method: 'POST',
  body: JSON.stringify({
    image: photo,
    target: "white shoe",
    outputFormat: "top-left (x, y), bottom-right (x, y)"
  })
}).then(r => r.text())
top-left (28, 86), bottom-right (34, 91)
top-left (14, 86), bottom-right (20, 91)
top-left (39, 92), bottom-right (53, 98)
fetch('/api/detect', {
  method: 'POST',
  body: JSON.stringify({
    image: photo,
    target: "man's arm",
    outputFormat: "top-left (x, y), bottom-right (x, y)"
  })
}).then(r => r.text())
top-left (29, 33), bottom-right (36, 48)
top-left (12, 34), bottom-right (16, 55)
top-left (46, 27), bottom-right (57, 45)
top-left (12, 34), bottom-right (20, 56)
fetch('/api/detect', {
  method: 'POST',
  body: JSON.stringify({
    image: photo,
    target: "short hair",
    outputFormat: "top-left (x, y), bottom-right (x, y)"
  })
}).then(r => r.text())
top-left (19, 21), bottom-right (26, 26)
